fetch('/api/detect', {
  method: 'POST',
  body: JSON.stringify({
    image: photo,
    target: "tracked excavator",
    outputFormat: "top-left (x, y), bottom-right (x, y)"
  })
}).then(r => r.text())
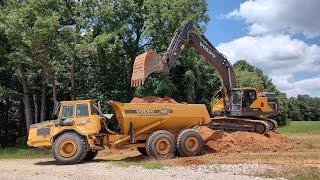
top-left (131, 21), bottom-right (279, 134)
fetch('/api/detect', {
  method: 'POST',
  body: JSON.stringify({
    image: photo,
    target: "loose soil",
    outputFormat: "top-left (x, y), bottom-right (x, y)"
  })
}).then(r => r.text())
top-left (130, 96), bottom-right (180, 103)
top-left (98, 126), bottom-right (293, 160)
top-left (198, 126), bottom-right (293, 153)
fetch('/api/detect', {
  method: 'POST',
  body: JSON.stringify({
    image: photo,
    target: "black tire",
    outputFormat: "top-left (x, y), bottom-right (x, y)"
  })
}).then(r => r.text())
top-left (83, 150), bottom-right (98, 161)
top-left (177, 129), bottom-right (204, 157)
top-left (52, 132), bottom-right (87, 165)
top-left (146, 130), bottom-right (176, 159)
top-left (137, 147), bottom-right (148, 156)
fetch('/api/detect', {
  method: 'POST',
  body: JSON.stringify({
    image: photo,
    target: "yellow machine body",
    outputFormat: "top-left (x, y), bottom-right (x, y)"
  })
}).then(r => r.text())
top-left (28, 99), bottom-right (210, 150)
top-left (109, 100), bottom-right (210, 135)
top-left (212, 88), bottom-right (278, 116)
top-left (27, 100), bottom-right (102, 150)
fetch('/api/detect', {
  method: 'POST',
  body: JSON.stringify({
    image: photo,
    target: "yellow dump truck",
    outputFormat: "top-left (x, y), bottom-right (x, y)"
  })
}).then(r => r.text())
top-left (27, 99), bottom-right (210, 164)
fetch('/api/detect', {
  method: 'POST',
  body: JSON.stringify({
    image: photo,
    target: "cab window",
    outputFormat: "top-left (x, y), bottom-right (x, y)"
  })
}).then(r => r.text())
top-left (61, 105), bottom-right (74, 118)
top-left (91, 103), bottom-right (99, 115)
top-left (232, 90), bottom-right (241, 104)
top-left (243, 90), bottom-right (257, 107)
top-left (76, 104), bottom-right (89, 117)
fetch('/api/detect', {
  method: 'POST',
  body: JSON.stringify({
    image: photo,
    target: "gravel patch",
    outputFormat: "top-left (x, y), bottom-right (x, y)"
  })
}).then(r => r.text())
top-left (0, 159), bottom-right (282, 180)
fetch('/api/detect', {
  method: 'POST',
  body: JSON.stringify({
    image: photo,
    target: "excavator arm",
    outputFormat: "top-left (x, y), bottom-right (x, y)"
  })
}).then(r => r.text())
top-left (131, 21), bottom-right (237, 96)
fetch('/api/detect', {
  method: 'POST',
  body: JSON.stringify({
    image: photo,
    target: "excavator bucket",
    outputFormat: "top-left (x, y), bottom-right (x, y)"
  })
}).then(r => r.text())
top-left (131, 51), bottom-right (165, 87)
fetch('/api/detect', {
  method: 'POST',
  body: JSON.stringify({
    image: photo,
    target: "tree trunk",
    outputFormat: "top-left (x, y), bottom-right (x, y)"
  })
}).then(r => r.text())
top-left (71, 52), bottom-right (76, 100)
top-left (33, 93), bottom-right (38, 124)
top-left (17, 63), bottom-right (33, 132)
top-left (52, 76), bottom-right (57, 103)
top-left (40, 76), bottom-right (46, 122)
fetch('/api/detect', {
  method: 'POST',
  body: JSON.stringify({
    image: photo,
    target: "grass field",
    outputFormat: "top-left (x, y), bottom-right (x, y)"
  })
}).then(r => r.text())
top-left (0, 148), bottom-right (50, 159)
top-left (278, 121), bottom-right (320, 135)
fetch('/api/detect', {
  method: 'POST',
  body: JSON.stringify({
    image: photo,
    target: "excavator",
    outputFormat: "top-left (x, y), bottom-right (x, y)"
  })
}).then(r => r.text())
top-left (131, 21), bottom-right (279, 134)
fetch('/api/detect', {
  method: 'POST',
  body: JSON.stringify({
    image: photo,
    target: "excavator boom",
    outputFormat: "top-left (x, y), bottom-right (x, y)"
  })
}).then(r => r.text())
top-left (131, 21), bottom-right (237, 95)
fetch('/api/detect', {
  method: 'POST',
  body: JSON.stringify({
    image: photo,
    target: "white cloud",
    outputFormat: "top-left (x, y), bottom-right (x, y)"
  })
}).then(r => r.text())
top-left (283, 77), bottom-right (320, 97)
top-left (216, 34), bottom-right (320, 97)
top-left (228, 0), bottom-right (320, 38)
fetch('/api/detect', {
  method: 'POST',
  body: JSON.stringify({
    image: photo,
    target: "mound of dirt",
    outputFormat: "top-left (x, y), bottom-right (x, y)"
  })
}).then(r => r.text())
top-left (198, 126), bottom-right (293, 153)
top-left (130, 96), bottom-right (180, 104)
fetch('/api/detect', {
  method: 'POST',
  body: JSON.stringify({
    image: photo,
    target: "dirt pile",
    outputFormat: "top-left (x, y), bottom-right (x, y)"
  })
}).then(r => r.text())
top-left (198, 126), bottom-right (293, 153)
top-left (130, 96), bottom-right (181, 104)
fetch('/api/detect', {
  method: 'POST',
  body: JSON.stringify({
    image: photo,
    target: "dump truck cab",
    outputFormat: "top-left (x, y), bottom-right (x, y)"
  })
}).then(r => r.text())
top-left (54, 100), bottom-right (102, 135)
top-left (27, 100), bottom-right (104, 149)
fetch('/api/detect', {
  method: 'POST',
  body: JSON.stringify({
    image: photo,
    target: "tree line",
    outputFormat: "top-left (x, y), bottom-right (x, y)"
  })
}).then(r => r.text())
top-left (0, 0), bottom-right (318, 148)
top-left (288, 95), bottom-right (320, 121)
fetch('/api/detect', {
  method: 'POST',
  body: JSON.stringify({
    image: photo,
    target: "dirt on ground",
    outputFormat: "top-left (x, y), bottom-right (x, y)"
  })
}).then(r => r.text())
top-left (130, 96), bottom-right (182, 104)
top-left (198, 126), bottom-right (293, 153)
top-left (98, 126), bottom-right (293, 160)
top-left (130, 96), bottom-right (292, 154)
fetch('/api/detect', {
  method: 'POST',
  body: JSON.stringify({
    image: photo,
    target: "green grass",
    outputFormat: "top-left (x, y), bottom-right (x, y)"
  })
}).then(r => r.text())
top-left (277, 121), bottom-right (320, 135)
top-left (0, 148), bottom-right (51, 159)
top-left (113, 160), bottom-right (164, 169)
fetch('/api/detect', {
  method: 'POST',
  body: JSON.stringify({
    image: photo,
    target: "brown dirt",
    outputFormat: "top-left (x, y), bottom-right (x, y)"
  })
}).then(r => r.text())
top-left (198, 126), bottom-right (293, 153)
top-left (130, 96), bottom-right (182, 104)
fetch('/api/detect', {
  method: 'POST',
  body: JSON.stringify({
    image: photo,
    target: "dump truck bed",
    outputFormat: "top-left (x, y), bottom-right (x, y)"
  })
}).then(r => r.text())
top-left (108, 100), bottom-right (211, 135)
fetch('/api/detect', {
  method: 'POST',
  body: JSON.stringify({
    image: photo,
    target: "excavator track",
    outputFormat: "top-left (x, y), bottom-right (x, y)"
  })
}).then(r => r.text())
top-left (258, 117), bottom-right (278, 131)
top-left (208, 116), bottom-right (271, 135)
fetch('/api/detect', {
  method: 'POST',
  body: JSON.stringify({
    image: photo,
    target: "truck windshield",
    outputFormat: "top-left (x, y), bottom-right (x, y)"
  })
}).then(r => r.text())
top-left (76, 104), bottom-right (89, 117)
top-left (61, 105), bottom-right (74, 118)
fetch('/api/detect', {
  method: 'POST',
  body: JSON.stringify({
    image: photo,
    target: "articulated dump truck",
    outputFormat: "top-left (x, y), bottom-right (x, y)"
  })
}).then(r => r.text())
top-left (28, 100), bottom-right (210, 164)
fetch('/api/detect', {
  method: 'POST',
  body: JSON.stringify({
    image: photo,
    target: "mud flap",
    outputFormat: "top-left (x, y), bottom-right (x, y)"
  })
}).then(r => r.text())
top-left (129, 122), bottom-right (134, 144)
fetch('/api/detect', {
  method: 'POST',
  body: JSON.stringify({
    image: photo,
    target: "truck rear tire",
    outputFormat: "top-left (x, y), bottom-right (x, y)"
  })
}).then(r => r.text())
top-left (146, 130), bottom-right (176, 159)
top-left (137, 147), bottom-right (148, 156)
top-left (52, 132), bottom-right (87, 165)
top-left (83, 150), bottom-right (98, 161)
top-left (177, 129), bottom-right (204, 157)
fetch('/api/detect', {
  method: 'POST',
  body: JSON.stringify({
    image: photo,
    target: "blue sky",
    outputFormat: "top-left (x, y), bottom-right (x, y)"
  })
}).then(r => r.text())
top-left (206, 0), bottom-right (247, 44)
top-left (204, 0), bottom-right (320, 97)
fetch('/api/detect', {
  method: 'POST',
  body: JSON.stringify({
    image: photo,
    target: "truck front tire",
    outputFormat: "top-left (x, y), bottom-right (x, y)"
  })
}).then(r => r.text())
top-left (146, 130), bottom-right (176, 159)
top-left (52, 132), bottom-right (87, 165)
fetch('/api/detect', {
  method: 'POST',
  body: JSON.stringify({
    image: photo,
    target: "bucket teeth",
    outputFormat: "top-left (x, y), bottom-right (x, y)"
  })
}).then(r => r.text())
top-left (131, 51), bottom-right (165, 87)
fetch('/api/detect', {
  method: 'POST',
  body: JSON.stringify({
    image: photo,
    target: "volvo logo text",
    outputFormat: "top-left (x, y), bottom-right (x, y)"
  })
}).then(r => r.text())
top-left (200, 41), bottom-right (216, 58)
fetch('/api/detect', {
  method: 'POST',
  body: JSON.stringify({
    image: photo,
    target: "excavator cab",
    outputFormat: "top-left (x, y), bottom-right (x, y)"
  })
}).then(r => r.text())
top-left (212, 88), bottom-right (278, 117)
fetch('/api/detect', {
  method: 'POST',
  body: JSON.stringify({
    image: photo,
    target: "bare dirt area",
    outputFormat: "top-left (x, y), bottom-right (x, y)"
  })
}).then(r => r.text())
top-left (0, 129), bottom-right (292, 180)
top-left (1, 130), bottom-right (318, 180)
top-left (0, 159), bottom-right (274, 180)
top-left (199, 126), bottom-right (293, 153)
